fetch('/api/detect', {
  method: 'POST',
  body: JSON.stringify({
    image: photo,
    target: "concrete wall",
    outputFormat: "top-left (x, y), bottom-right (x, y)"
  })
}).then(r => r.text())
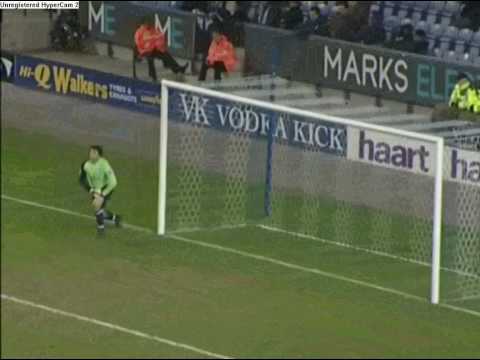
top-left (1, 10), bottom-right (52, 52)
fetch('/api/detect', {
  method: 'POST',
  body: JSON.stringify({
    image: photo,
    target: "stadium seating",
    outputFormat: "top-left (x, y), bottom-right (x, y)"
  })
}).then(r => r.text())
top-left (374, 0), bottom-right (480, 62)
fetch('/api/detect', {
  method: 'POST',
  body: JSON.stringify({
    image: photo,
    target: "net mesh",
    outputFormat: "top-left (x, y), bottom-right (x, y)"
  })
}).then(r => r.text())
top-left (164, 83), bottom-right (480, 305)
top-left (4, 77), bottom-right (479, 307)
top-left (441, 137), bottom-right (480, 304)
top-left (268, 114), bottom-right (436, 266)
top-left (165, 87), bottom-right (269, 232)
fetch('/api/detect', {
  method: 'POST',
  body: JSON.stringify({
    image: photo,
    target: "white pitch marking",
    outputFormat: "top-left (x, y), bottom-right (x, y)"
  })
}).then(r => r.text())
top-left (1, 294), bottom-right (232, 359)
top-left (2, 194), bottom-right (480, 318)
top-left (257, 225), bottom-right (480, 281)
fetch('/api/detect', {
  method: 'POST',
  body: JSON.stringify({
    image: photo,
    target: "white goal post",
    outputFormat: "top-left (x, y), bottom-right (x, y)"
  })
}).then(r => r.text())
top-left (158, 79), bottom-right (476, 305)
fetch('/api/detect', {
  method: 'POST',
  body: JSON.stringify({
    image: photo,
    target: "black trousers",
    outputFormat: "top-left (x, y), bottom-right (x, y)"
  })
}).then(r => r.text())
top-left (198, 61), bottom-right (227, 81)
top-left (133, 49), bottom-right (183, 81)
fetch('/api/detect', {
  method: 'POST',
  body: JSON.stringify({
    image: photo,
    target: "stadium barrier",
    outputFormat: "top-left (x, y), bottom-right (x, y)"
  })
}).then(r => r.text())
top-left (165, 83), bottom-right (478, 187)
top-left (12, 54), bottom-right (160, 115)
top-left (6, 52), bottom-right (478, 188)
top-left (243, 24), bottom-right (480, 108)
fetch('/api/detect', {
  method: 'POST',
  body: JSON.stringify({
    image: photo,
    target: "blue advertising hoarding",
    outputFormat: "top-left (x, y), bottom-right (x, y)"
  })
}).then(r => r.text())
top-left (167, 87), bottom-right (347, 156)
top-left (14, 55), bottom-right (160, 115)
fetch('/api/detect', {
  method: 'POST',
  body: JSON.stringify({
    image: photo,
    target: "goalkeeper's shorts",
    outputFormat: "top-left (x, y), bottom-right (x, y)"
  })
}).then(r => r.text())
top-left (91, 191), bottom-right (113, 209)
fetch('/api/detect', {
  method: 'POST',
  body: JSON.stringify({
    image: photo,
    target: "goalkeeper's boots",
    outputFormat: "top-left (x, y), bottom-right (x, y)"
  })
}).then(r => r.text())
top-left (114, 215), bottom-right (123, 228)
top-left (97, 227), bottom-right (106, 237)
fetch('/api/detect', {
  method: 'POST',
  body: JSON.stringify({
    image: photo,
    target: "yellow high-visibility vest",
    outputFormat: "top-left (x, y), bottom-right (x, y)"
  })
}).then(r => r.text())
top-left (449, 80), bottom-right (471, 110)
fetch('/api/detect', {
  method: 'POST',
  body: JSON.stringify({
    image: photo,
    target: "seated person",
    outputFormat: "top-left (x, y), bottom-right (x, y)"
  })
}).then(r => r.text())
top-left (431, 74), bottom-right (477, 122)
top-left (198, 28), bottom-right (237, 81)
top-left (280, 1), bottom-right (304, 30)
top-left (468, 80), bottom-right (480, 115)
top-left (413, 29), bottom-right (429, 55)
top-left (449, 73), bottom-right (473, 111)
top-left (134, 17), bottom-right (188, 82)
top-left (295, 7), bottom-right (329, 39)
top-left (387, 23), bottom-right (415, 53)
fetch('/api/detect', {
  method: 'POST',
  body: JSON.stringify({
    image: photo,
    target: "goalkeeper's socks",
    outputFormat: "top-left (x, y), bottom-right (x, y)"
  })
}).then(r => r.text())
top-left (103, 211), bottom-right (121, 228)
top-left (96, 209), bottom-right (105, 229)
top-left (103, 210), bottom-right (117, 222)
top-left (104, 210), bottom-right (115, 221)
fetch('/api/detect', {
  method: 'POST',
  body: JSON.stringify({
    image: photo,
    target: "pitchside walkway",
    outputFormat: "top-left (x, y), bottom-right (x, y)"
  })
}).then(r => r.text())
top-left (20, 47), bottom-right (480, 147)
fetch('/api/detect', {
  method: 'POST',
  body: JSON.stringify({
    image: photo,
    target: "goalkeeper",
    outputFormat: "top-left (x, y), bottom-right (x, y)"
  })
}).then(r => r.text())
top-left (79, 145), bottom-right (122, 235)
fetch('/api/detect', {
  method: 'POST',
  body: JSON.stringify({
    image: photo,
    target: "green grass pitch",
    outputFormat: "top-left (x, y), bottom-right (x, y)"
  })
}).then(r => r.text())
top-left (2, 126), bottom-right (480, 358)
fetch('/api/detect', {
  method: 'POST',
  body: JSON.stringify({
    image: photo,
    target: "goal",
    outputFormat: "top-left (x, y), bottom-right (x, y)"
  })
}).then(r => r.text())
top-left (159, 80), bottom-right (479, 305)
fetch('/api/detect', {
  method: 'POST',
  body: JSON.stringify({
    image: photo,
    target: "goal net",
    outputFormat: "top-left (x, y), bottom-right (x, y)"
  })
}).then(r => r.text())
top-left (160, 80), bottom-right (479, 306)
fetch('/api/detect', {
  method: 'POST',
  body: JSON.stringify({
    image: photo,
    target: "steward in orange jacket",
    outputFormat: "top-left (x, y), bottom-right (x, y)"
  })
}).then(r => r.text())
top-left (199, 29), bottom-right (237, 81)
top-left (133, 17), bottom-right (188, 82)
top-left (135, 23), bottom-right (167, 56)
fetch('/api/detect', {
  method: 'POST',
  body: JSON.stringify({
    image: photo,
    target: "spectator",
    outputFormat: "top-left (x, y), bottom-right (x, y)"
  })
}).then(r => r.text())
top-left (134, 17), bottom-right (188, 82)
top-left (280, 1), bottom-right (304, 30)
top-left (413, 29), bottom-right (429, 55)
top-left (458, 1), bottom-right (480, 31)
top-left (468, 80), bottom-right (480, 115)
top-left (355, 5), bottom-right (386, 45)
top-left (221, 1), bottom-right (248, 43)
top-left (450, 73), bottom-right (474, 111)
top-left (198, 28), bottom-right (237, 81)
top-left (432, 73), bottom-right (480, 122)
top-left (192, 6), bottom-right (212, 75)
top-left (180, 1), bottom-right (208, 12)
top-left (224, 1), bottom-right (248, 22)
top-left (50, 10), bottom-right (88, 51)
top-left (387, 23), bottom-right (415, 53)
top-left (334, 1), bottom-right (349, 14)
top-left (257, 1), bottom-right (284, 28)
top-left (329, 1), bottom-right (372, 42)
top-left (296, 6), bottom-right (329, 39)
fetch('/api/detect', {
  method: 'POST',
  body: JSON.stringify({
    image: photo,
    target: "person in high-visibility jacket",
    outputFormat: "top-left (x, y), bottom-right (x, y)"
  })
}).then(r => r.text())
top-left (471, 81), bottom-right (480, 115)
top-left (198, 28), bottom-right (237, 81)
top-left (449, 74), bottom-right (472, 111)
top-left (134, 17), bottom-right (188, 82)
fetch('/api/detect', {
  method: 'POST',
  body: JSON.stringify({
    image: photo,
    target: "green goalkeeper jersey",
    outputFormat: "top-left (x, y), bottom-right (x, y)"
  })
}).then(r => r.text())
top-left (79, 158), bottom-right (118, 196)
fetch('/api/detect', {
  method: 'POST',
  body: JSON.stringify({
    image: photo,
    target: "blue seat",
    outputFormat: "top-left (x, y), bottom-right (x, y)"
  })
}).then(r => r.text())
top-left (415, 21), bottom-right (429, 33)
top-left (442, 25), bottom-right (459, 40)
top-left (426, 13), bottom-right (439, 26)
top-left (439, 15), bottom-right (452, 28)
top-left (383, 5), bottom-right (394, 18)
top-left (384, 16), bottom-right (401, 33)
top-left (399, 1), bottom-right (415, 10)
top-left (413, 1), bottom-right (430, 11)
top-left (428, 23), bottom-right (444, 41)
top-left (320, 5), bottom-right (331, 17)
top-left (428, 38), bottom-right (437, 53)
top-left (429, 1), bottom-right (446, 14)
top-left (433, 47), bottom-right (445, 58)
top-left (472, 31), bottom-right (480, 46)
top-left (457, 28), bottom-right (473, 44)
top-left (453, 41), bottom-right (465, 55)
top-left (443, 1), bottom-right (461, 16)
top-left (474, 54), bottom-right (480, 66)
top-left (370, 4), bottom-right (380, 13)
top-left (469, 46), bottom-right (480, 61)
top-left (412, 10), bottom-right (424, 23)
top-left (445, 50), bottom-right (460, 63)
top-left (437, 38), bottom-right (452, 53)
